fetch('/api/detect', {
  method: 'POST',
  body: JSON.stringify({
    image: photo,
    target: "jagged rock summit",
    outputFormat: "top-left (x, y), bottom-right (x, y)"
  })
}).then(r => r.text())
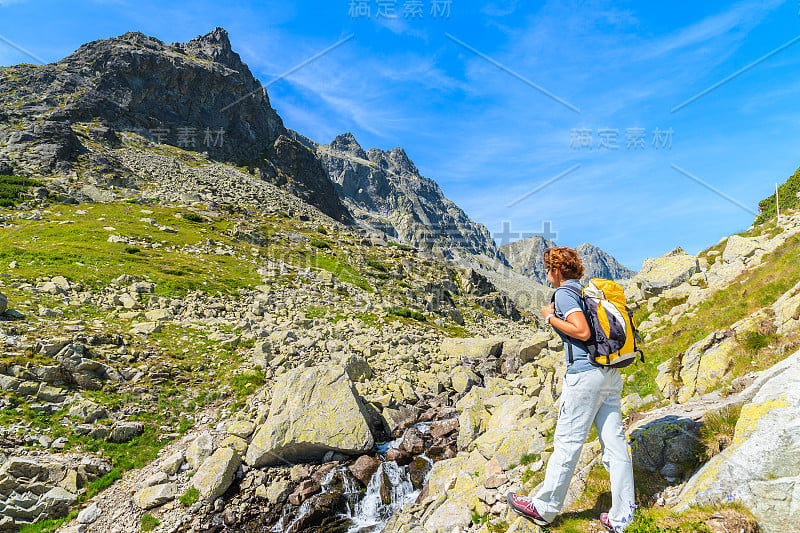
top-left (500, 236), bottom-right (635, 284)
top-left (0, 27), bottom-right (351, 223)
top-left (300, 130), bottom-right (507, 265)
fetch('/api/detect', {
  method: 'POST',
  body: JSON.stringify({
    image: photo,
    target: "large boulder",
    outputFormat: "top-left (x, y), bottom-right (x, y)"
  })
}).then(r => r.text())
top-left (245, 365), bottom-right (374, 467)
top-left (630, 248), bottom-right (699, 299)
top-left (439, 337), bottom-right (504, 361)
top-left (721, 235), bottom-right (763, 264)
top-left (135, 482), bottom-right (176, 510)
top-left (503, 332), bottom-right (549, 364)
top-left (192, 447), bottom-right (240, 501)
top-left (675, 349), bottom-right (800, 533)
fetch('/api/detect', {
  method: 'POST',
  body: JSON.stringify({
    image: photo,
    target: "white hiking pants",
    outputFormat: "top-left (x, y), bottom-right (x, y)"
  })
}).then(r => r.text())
top-left (531, 367), bottom-right (636, 530)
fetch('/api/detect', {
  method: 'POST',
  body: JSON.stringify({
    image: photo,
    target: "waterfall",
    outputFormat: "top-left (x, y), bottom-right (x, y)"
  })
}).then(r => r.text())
top-left (344, 422), bottom-right (434, 533)
top-left (271, 422), bottom-right (436, 533)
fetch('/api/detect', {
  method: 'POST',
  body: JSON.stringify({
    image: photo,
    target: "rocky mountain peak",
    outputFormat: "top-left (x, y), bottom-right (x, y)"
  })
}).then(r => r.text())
top-left (330, 132), bottom-right (366, 158)
top-left (179, 27), bottom-right (241, 69)
top-left (387, 147), bottom-right (417, 174)
top-left (575, 242), bottom-right (635, 281)
top-left (501, 236), bottom-right (634, 284)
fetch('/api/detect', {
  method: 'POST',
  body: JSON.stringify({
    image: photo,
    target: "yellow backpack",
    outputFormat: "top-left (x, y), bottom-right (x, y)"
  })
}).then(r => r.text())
top-left (558, 279), bottom-right (644, 368)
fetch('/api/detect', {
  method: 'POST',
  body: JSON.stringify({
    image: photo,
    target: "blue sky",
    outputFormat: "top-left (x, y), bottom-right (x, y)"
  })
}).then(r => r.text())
top-left (2, 0), bottom-right (799, 270)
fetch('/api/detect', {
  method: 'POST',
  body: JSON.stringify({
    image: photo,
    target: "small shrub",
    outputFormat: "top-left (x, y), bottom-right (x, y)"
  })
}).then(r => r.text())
top-left (739, 331), bottom-right (776, 353)
top-left (316, 226), bottom-right (328, 235)
top-left (387, 241), bottom-right (413, 251)
top-left (385, 306), bottom-right (426, 321)
top-left (520, 453), bottom-right (540, 465)
top-left (179, 486), bottom-right (200, 506)
top-left (0, 175), bottom-right (44, 207)
top-left (700, 403), bottom-right (742, 459)
top-left (124, 247), bottom-right (141, 254)
top-left (310, 239), bottom-right (331, 249)
top-left (181, 212), bottom-right (204, 223)
top-left (366, 258), bottom-right (389, 272)
top-left (140, 513), bottom-right (159, 532)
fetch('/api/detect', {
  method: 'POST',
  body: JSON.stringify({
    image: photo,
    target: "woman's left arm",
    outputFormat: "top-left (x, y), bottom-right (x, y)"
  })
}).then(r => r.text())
top-left (541, 303), bottom-right (591, 341)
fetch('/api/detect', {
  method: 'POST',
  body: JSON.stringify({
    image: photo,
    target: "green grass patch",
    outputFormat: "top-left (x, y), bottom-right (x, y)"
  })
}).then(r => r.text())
top-left (700, 403), bottom-right (742, 460)
top-left (81, 468), bottom-right (122, 501)
top-left (0, 174), bottom-right (44, 207)
top-left (520, 453), bottom-right (540, 466)
top-left (305, 252), bottom-right (371, 292)
top-left (181, 212), bottom-right (205, 223)
top-left (18, 510), bottom-right (78, 533)
top-left (755, 164), bottom-right (800, 225)
top-left (0, 203), bottom-right (261, 298)
top-left (228, 370), bottom-right (264, 411)
top-left (310, 239), bottom-right (331, 249)
top-left (179, 486), bottom-right (200, 506)
top-left (739, 330), bottom-right (778, 353)
top-left (385, 306), bottom-right (426, 321)
top-left (365, 257), bottom-right (389, 272)
top-left (387, 241), bottom-right (413, 251)
top-left (140, 513), bottom-right (159, 532)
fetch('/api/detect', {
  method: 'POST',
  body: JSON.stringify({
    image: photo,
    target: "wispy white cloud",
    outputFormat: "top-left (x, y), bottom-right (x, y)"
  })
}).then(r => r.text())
top-left (481, 0), bottom-right (522, 17)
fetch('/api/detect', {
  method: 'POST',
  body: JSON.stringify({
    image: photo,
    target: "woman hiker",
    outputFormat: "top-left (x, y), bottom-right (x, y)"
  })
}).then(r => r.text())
top-left (506, 246), bottom-right (636, 532)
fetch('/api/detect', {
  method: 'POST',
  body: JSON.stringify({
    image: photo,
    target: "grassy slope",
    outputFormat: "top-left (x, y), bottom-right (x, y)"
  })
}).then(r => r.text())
top-left (755, 165), bottom-right (800, 225)
top-left (510, 216), bottom-right (800, 532)
top-left (624, 218), bottom-right (800, 400)
top-left (0, 197), bottom-right (500, 531)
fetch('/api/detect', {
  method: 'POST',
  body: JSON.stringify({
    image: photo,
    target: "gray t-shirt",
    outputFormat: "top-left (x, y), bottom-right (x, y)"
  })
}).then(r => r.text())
top-left (552, 279), bottom-right (596, 374)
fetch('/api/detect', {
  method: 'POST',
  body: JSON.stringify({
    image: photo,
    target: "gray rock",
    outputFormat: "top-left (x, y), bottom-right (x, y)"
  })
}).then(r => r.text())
top-left (314, 131), bottom-right (499, 259)
top-left (251, 340), bottom-right (272, 368)
top-left (0, 292), bottom-right (7, 314)
top-left (142, 471), bottom-right (169, 488)
top-left (68, 399), bottom-right (108, 423)
top-left (107, 421), bottom-right (144, 443)
top-left (77, 502), bottom-right (101, 524)
top-left (161, 451), bottom-right (184, 475)
top-left (192, 447), bottom-right (240, 501)
top-left (675, 349), bottom-right (800, 533)
top-left (186, 432), bottom-right (214, 470)
top-left (245, 365), bottom-right (374, 467)
top-left (630, 248), bottom-right (699, 298)
top-left (265, 480), bottom-right (292, 505)
top-left (135, 482), bottom-right (176, 510)
top-left (340, 353), bottom-right (372, 382)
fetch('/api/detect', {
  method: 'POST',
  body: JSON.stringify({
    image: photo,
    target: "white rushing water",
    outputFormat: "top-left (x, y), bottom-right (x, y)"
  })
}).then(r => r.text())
top-left (344, 422), bottom-right (434, 533)
top-left (270, 422), bottom-right (435, 533)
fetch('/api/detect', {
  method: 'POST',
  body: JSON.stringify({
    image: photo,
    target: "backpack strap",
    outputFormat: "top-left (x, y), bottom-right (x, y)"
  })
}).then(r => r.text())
top-left (552, 284), bottom-right (584, 365)
top-left (626, 307), bottom-right (645, 363)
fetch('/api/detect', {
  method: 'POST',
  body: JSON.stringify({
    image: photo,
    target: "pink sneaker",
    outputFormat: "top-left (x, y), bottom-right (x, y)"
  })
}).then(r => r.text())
top-left (506, 493), bottom-right (550, 526)
top-left (600, 512), bottom-right (614, 532)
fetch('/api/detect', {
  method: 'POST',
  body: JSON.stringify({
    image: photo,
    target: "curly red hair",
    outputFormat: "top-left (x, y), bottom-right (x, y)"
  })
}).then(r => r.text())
top-left (543, 246), bottom-right (584, 280)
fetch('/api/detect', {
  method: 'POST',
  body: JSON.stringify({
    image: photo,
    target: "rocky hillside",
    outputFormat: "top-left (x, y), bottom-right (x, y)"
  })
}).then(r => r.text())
top-left (0, 27), bottom-right (351, 224)
top-left (0, 177), bottom-right (540, 532)
top-left (500, 236), bottom-right (635, 284)
top-left (294, 131), bottom-right (505, 265)
top-left (0, 26), bottom-right (797, 533)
